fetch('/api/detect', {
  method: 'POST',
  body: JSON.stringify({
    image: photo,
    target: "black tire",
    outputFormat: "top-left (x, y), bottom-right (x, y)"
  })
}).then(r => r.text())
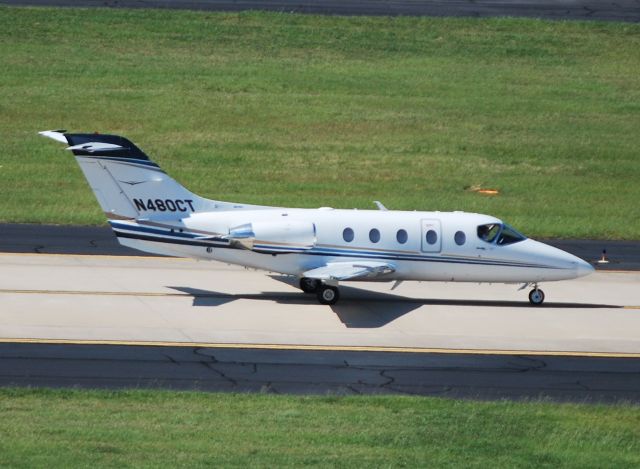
top-left (299, 277), bottom-right (320, 293)
top-left (317, 285), bottom-right (340, 305)
top-left (529, 288), bottom-right (545, 305)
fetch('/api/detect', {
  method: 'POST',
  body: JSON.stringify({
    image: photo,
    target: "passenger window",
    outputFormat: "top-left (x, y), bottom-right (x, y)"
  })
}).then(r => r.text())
top-left (369, 229), bottom-right (380, 243)
top-left (426, 230), bottom-right (438, 245)
top-left (396, 229), bottom-right (408, 244)
top-left (454, 231), bottom-right (466, 246)
top-left (343, 227), bottom-right (354, 243)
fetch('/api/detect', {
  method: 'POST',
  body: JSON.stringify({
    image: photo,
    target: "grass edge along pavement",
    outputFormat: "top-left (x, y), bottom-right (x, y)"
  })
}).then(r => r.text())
top-left (1, 388), bottom-right (640, 467)
top-left (1, 7), bottom-right (639, 239)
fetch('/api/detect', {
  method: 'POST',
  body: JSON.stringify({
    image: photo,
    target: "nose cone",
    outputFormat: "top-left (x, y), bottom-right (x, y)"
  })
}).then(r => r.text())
top-left (574, 258), bottom-right (595, 278)
top-left (516, 239), bottom-right (596, 281)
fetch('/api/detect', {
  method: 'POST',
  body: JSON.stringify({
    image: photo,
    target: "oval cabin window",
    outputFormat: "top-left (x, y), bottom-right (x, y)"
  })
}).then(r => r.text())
top-left (426, 230), bottom-right (438, 245)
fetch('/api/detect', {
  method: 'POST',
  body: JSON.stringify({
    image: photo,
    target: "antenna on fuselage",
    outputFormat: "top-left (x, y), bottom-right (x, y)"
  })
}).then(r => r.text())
top-left (373, 201), bottom-right (388, 211)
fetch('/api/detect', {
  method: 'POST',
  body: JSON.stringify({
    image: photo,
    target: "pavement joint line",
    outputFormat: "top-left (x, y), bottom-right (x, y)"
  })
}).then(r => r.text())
top-left (0, 252), bottom-right (190, 261)
top-left (0, 288), bottom-right (188, 297)
top-left (0, 338), bottom-right (639, 358)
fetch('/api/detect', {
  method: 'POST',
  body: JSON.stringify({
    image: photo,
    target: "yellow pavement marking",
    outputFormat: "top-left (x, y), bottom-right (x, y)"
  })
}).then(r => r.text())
top-left (0, 338), bottom-right (639, 358)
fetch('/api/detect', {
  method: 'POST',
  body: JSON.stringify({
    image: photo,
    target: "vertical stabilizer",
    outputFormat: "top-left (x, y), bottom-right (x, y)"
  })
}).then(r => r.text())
top-left (39, 131), bottom-right (243, 221)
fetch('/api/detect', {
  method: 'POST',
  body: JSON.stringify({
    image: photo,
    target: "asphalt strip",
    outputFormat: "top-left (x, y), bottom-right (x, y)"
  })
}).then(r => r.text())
top-left (1, 0), bottom-right (639, 22)
top-left (1, 341), bottom-right (640, 401)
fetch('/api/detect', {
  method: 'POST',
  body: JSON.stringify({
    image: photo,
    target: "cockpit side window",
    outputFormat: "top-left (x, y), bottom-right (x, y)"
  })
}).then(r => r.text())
top-left (477, 223), bottom-right (501, 243)
top-left (497, 224), bottom-right (526, 245)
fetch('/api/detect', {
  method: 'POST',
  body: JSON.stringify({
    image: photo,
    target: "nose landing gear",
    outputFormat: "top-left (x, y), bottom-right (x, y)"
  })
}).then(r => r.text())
top-left (519, 282), bottom-right (546, 305)
top-left (528, 286), bottom-right (545, 305)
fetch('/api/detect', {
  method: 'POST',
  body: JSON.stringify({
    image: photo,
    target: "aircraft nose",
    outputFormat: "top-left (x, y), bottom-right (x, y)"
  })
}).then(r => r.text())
top-left (574, 258), bottom-right (595, 278)
top-left (521, 239), bottom-right (595, 280)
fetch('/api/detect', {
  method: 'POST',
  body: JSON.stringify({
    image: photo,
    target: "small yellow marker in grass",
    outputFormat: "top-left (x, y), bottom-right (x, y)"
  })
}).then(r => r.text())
top-left (477, 189), bottom-right (499, 195)
top-left (466, 185), bottom-right (500, 195)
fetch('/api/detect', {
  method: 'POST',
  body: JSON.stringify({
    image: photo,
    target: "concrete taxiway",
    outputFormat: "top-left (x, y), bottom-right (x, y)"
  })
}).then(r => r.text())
top-left (1, 252), bottom-right (639, 400)
top-left (1, 253), bottom-right (638, 354)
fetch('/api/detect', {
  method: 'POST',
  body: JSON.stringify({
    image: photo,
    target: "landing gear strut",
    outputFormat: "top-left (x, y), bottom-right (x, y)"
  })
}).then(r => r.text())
top-left (299, 277), bottom-right (320, 294)
top-left (528, 286), bottom-right (545, 305)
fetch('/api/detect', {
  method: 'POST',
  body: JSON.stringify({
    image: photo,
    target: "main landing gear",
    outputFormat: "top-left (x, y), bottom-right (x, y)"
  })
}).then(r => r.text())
top-left (299, 277), bottom-right (340, 305)
top-left (299, 277), bottom-right (320, 294)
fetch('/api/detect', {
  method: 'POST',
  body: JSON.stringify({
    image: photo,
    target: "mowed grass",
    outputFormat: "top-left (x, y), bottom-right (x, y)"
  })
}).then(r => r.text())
top-left (1, 7), bottom-right (639, 238)
top-left (0, 388), bottom-right (639, 467)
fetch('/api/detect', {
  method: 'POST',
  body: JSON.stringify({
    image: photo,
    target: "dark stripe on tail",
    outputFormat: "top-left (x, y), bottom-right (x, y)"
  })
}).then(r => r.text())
top-left (65, 133), bottom-right (151, 161)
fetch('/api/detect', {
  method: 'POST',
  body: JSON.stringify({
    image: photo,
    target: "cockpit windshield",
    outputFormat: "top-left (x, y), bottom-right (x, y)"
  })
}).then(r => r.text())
top-left (497, 224), bottom-right (526, 245)
top-left (477, 223), bottom-right (526, 246)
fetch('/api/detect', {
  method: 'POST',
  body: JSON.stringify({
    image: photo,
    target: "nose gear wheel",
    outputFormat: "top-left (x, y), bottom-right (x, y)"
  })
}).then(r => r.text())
top-left (528, 287), bottom-right (545, 305)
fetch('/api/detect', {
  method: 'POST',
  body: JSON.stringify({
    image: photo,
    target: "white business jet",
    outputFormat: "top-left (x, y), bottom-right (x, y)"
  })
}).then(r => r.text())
top-left (40, 130), bottom-right (594, 305)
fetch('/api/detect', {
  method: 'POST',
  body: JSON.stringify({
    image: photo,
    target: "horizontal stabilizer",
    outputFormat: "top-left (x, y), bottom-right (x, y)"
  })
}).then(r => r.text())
top-left (303, 261), bottom-right (395, 281)
top-left (66, 142), bottom-right (125, 153)
top-left (39, 130), bottom-right (68, 144)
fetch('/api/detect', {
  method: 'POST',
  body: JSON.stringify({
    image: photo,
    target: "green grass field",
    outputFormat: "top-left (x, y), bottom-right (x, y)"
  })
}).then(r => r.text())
top-left (1, 7), bottom-right (639, 239)
top-left (0, 388), bottom-right (639, 467)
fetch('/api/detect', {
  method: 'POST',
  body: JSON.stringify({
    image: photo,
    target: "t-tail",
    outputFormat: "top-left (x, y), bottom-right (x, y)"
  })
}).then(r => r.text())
top-left (39, 130), bottom-right (228, 221)
top-left (40, 130), bottom-right (270, 256)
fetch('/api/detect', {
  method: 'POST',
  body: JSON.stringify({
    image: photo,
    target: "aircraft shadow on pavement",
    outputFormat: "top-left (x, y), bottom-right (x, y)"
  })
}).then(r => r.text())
top-left (168, 282), bottom-right (620, 330)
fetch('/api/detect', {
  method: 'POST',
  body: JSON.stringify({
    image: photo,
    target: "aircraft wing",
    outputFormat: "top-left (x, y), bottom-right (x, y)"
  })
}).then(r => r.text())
top-left (303, 261), bottom-right (395, 281)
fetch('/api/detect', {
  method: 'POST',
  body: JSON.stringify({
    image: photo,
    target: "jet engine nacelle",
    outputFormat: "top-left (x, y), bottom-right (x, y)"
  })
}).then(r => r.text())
top-left (227, 220), bottom-right (316, 253)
